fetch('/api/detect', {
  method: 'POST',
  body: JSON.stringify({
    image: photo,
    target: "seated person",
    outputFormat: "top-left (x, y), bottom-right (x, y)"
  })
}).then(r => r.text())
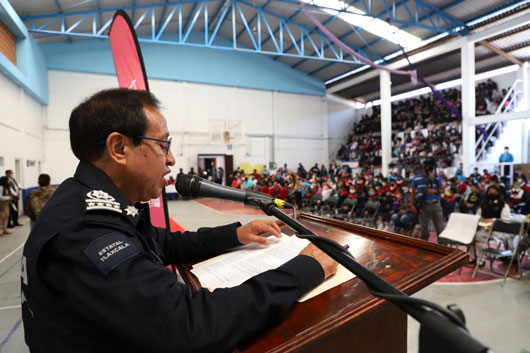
top-left (337, 186), bottom-right (359, 215)
top-left (391, 197), bottom-right (416, 234)
top-left (382, 190), bottom-right (404, 231)
top-left (267, 180), bottom-right (281, 197)
top-left (476, 185), bottom-right (515, 249)
top-left (460, 183), bottom-right (483, 214)
top-left (508, 180), bottom-right (528, 213)
top-left (440, 189), bottom-right (456, 220)
top-left (242, 177), bottom-right (254, 190)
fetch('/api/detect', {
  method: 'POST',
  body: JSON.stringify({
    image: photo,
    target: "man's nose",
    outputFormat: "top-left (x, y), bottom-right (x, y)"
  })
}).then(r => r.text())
top-left (167, 149), bottom-right (176, 166)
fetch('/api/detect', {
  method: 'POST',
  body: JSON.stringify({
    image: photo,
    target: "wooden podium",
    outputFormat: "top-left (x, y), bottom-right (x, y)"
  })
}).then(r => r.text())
top-left (180, 213), bottom-right (468, 353)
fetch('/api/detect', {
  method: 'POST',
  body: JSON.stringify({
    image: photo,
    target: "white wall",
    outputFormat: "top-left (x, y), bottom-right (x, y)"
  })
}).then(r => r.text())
top-left (326, 95), bottom-right (357, 161)
top-left (45, 70), bottom-right (329, 182)
top-left (0, 73), bottom-right (45, 189)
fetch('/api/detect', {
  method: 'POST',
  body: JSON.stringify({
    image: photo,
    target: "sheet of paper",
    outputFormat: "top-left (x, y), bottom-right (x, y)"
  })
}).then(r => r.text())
top-left (191, 234), bottom-right (309, 290)
top-left (191, 234), bottom-right (356, 302)
top-left (298, 263), bottom-right (355, 302)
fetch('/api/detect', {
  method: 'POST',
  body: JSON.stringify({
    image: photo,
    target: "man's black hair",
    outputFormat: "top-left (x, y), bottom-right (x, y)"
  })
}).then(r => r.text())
top-left (38, 174), bottom-right (51, 187)
top-left (69, 88), bottom-right (161, 162)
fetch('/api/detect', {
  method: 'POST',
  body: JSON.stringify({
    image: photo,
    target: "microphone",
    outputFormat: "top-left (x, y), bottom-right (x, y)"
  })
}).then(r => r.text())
top-left (176, 174), bottom-right (292, 209)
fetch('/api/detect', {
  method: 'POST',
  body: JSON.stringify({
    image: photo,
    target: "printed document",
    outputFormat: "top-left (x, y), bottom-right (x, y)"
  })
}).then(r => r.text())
top-left (191, 234), bottom-right (355, 302)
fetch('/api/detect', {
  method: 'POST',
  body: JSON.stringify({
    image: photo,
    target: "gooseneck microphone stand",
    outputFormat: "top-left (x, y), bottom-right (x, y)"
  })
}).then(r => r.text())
top-left (248, 197), bottom-right (492, 353)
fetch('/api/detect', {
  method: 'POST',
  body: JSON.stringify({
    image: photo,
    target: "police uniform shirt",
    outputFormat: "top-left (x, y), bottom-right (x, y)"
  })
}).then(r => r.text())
top-left (21, 161), bottom-right (323, 353)
top-left (411, 173), bottom-right (443, 202)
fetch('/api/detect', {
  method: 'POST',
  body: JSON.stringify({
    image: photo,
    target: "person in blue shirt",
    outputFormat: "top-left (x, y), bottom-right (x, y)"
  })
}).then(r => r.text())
top-left (410, 158), bottom-right (445, 242)
top-left (499, 146), bottom-right (514, 177)
top-left (499, 146), bottom-right (514, 163)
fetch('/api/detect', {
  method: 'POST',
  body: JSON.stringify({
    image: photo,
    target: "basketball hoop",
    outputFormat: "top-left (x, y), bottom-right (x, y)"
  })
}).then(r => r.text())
top-left (209, 120), bottom-right (244, 145)
top-left (223, 130), bottom-right (235, 145)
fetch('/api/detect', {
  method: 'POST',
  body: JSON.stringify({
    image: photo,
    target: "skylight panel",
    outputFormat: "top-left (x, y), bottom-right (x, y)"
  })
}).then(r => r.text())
top-left (301, 0), bottom-right (421, 47)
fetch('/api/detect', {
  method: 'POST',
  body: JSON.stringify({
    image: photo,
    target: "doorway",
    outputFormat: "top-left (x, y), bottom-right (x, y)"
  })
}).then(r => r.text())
top-left (197, 154), bottom-right (233, 185)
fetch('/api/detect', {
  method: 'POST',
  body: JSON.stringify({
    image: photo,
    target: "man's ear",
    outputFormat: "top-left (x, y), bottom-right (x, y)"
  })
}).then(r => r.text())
top-left (106, 132), bottom-right (129, 166)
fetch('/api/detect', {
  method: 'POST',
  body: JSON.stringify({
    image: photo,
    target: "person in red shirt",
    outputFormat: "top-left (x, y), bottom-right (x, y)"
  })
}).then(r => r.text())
top-left (277, 181), bottom-right (290, 200)
top-left (231, 173), bottom-right (243, 189)
top-left (268, 180), bottom-right (281, 197)
top-left (457, 179), bottom-right (467, 195)
top-left (385, 179), bottom-right (398, 196)
top-left (258, 180), bottom-right (269, 194)
top-left (355, 176), bottom-right (365, 192)
top-left (375, 183), bottom-right (386, 197)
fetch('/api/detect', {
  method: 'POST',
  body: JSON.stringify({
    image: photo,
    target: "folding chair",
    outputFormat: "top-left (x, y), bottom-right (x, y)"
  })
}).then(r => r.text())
top-left (355, 200), bottom-right (380, 228)
top-left (472, 219), bottom-right (524, 285)
top-left (318, 195), bottom-right (339, 218)
top-left (438, 212), bottom-right (481, 274)
top-left (333, 198), bottom-right (357, 222)
top-left (503, 225), bottom-right (530, 286)
top-left (302, 194), bottom-right (322, 214)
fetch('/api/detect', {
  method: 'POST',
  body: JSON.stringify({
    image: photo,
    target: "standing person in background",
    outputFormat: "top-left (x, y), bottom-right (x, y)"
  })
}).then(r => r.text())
top-left (24, 174), bottom-right (56, 228)
top-left (5, 170), bottom-right (22, 227)
top-left (176, 168), bottom-right (185, 180)
top-left (410, 158), bottom-right (445, 242)
top-left (0, 177), bottom-right (12, 234)
top-left (499, 146), bottom-right (514, 177)
top-left (470, 167), bottom-right (481, 181)
top-left (216, 166), bottom-right (224, 185)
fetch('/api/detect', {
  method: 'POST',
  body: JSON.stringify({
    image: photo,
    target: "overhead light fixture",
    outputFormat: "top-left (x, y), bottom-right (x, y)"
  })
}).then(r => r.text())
top-left (302, 0), bottom-right (421, 47)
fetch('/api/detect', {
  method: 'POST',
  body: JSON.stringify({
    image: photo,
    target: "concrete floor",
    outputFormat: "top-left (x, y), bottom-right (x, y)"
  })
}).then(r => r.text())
top-left (0, 199), bottom-right (529, 353)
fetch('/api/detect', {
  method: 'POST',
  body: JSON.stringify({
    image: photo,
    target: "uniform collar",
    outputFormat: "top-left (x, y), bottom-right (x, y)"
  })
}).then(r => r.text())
top-left (74, 161), bottom-right (141, 226)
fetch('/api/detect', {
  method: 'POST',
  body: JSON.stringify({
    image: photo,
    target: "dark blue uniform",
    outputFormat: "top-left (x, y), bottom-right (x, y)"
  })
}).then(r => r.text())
top-left (21, 161), bottom-right (323, 353)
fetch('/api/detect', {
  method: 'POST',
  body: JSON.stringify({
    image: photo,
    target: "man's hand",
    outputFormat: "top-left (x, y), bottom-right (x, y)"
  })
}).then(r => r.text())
top-left (300, 244), bottom-right (338, 279)
top-left (236, 220), bottom-right (282, 245)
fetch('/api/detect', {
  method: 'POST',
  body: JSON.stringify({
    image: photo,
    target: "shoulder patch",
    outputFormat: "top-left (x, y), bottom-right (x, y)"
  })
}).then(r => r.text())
top-left (83, 232), bottom-right (140, 276)
top-left (85, 190), bottom-right (122, 214)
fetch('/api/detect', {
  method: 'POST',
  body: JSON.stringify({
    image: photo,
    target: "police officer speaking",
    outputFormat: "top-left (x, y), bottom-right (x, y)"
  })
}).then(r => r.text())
top-left (410, 158), bottom-right (445, 242)
top-left (21, 89), bottom-right (337, 353)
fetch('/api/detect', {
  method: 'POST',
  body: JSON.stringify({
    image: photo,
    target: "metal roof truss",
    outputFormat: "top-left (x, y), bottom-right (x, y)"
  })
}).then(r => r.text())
top-left (21, 0), bottom-right (383, 65)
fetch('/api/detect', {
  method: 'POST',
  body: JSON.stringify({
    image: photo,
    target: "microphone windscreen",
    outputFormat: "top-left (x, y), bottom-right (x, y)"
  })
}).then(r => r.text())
top-left (176, 174), bottom-right (199, 197)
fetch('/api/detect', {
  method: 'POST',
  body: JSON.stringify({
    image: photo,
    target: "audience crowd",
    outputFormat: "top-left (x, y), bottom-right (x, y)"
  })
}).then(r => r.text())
top-left (337, 79), bottom-right (508, 172)
top-left (187, 161), bottom-right (530, 243)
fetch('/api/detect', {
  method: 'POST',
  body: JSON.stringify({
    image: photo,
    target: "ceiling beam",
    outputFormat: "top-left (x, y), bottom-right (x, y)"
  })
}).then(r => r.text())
top-left (327, 37), bottom-right (461, 94)
top-left (479, 40), bottom-right (522, 66)
top-left (53, 0), bottom-right (72, 43)
top-left (235, 0), bottom-right (273, 40)
top-left (327, 6), bottom-right (530, 94)
top-left (156, 0), bottom-right (171, 35)
top-left (314, 0), bottom-right (465, 79)
top-left (467, 12), bottom-right (530, 43)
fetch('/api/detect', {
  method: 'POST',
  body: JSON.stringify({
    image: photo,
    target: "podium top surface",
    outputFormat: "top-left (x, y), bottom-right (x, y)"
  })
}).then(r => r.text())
top-left (180, 213), bottom-right (468, 353)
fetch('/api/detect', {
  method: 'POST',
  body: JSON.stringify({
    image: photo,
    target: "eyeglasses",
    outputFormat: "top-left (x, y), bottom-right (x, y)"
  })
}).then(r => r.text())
top-left (129, 135), bottom-right (172, 155)
top-left (98, 133), bottom-right (172, 155)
